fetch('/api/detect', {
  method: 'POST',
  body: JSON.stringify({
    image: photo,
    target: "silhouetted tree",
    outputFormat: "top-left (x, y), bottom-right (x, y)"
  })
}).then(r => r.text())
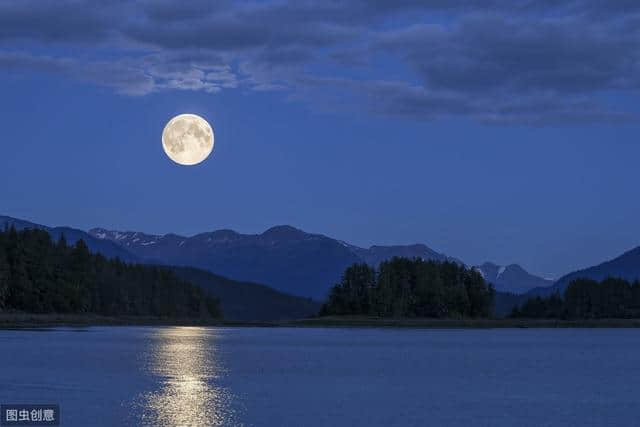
top-left (512, 277), bottom-right (640, 319)
top-left (0, 228), bottom-right (222, 319)
top-left (321, 257), bottom-right (495, 318)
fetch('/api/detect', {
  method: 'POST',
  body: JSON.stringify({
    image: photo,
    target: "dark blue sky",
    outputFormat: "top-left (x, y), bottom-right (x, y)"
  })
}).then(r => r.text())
top-left (1, 0), bottom-right (639, 278)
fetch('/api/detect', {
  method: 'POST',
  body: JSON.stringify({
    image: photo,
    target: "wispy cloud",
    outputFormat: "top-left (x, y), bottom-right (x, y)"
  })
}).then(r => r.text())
top-left (1, 0), bottom-right (639, 124)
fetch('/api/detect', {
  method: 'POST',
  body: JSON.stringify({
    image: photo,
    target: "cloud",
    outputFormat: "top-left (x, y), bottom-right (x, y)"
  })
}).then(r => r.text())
top-left (378, 15), bottom-right (640, 94)
top-left (0, 51), bottom-right (154, 95)
top-left (0, 0), bottom-right (639, 124)
top-left (0, 0), bottom-right (122, 43)
top-left (0, 51), bottom-right (244, 96)
top-left (298, 76), bottom-right (637, 125)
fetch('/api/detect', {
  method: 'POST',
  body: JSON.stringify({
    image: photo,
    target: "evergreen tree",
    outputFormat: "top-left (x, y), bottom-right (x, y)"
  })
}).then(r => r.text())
top-left (0, 228), bottom-right (222, 319)
top-left (513, 277), bottom-right (640, 319)
top-left (322, 257), bottom-right (495, 318)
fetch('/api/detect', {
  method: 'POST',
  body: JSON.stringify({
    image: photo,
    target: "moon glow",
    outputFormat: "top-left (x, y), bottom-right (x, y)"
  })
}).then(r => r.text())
top-left (162, 114), bottom-right (214, 166)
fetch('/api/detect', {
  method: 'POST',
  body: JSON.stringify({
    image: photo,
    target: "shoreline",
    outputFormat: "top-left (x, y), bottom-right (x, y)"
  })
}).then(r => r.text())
top-left (3, 313), bottom-right (640, 329)
top-left (290, 316), bottom-right (640, 328)
top-left (0, 313), bottom-right (256, 329)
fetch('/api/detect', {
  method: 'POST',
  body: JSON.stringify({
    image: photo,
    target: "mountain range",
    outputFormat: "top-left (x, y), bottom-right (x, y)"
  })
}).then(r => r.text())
top-left (87, 225), bottom-right (466, 300)
top-left (87, 225), bottom-right (563, 298)
top-left (0, 215), bottom-right (320, 321)
top-left (5, 214), bottom-right (639, 312)
top-left (0, 215), bottom-right (559, 299)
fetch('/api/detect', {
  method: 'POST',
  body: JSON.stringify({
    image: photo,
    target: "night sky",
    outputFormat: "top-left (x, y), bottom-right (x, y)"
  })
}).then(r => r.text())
top-left (1, 1), bottom-right (639, 279)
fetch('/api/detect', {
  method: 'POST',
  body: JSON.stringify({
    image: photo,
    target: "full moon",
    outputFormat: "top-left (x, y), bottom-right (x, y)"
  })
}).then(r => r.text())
top-left (162, 114), bottom-right (214, 166)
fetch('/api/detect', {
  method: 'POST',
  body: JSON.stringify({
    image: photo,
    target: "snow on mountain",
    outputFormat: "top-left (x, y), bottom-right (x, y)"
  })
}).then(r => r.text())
top-left (475, 262), bottom-right (553, 294)
top-left (88, 225), bottom-right (460, 299)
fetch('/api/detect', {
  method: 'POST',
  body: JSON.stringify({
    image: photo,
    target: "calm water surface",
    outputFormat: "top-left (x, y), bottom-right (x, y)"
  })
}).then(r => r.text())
top-left (0, 327), bottom-right (638, 426)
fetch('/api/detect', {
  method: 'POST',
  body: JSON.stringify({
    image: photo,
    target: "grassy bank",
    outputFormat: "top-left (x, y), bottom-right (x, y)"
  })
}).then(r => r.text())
top-left (4, 313), bottom-right (640, 329)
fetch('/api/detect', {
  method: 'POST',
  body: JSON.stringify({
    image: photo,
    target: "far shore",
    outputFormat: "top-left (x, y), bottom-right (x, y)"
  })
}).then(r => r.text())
top-left (290, 316), bottom-right (640, 328)
top-left (3, 313), bottom-right (640, 329)
top-left (0, 312), bottom-right (251, 329)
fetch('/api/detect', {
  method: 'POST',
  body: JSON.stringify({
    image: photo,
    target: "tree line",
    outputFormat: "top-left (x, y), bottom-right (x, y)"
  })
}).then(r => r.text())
top-left (0, 227), bottom-right (221, 319)
top-left (512, 278), bottom-right (640, 319)
top-left (320, 258), bottom-right (495, 318)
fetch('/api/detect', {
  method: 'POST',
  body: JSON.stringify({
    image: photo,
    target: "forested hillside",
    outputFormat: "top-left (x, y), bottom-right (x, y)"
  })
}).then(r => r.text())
top-left (172, 267), bottom-right (321, 321)
top-left (0, 227), bottom-right (221, 319)
top-left (512, 278), bottom-right (640, 319)
top-left (525, 247), bottom-right (640, 298)
top-left (321, 258), bottom-right (495, 318)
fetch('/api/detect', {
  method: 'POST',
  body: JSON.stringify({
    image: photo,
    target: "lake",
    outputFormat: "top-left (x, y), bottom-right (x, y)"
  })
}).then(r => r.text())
top-left (0, 327), bottom-right (638, 426)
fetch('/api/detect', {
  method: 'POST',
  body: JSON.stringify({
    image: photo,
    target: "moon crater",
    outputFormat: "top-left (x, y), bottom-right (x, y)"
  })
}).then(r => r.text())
top-left (162, 114), bottom-right (214, 166)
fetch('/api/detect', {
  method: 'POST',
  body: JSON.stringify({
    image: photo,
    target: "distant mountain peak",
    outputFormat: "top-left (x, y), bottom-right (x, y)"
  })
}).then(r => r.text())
top-left (475, 262), bottom-right (553, 294)
top-left (260, 225), bottom-right (318, 243)
top-left (211, 229), bottom-right (241, 238)
top-left (88, 228), bottom-right (164, 247)
top-left (505, 264), bottom-right (527, 274)
top-left (262, 225), bottom-right (305, 236)
top-left (349, 243), bottom-right (454, 269)
top-left (193, 229), bottom-right (242, 244)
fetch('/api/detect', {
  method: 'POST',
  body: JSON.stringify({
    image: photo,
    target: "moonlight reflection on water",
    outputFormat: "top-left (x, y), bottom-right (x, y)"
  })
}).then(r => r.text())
top-left (1, 328), bottom-right (640, 426)
top-left (136, 327), bottom-right (238, 426)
